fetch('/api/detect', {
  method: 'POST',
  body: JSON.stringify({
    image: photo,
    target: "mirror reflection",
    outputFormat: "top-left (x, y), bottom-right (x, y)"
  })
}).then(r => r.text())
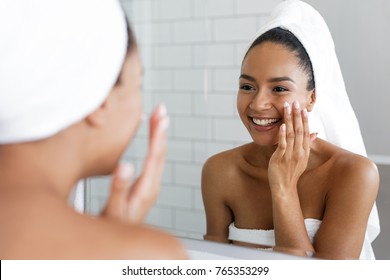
top-left (82, 0), bottom-right (390, 260)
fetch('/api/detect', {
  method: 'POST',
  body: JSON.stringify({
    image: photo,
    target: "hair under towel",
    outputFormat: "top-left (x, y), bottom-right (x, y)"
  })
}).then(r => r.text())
top-left (242, 0), bottom-right (380, 259)
top-left (0, 0), bottom-right (128, 144)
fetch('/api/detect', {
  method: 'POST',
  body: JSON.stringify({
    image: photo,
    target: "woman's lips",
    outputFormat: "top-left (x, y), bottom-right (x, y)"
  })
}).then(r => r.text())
top-left (252, 117), bottom-right (280, 126)
top-left (248, 117), bottom-right (282, 132)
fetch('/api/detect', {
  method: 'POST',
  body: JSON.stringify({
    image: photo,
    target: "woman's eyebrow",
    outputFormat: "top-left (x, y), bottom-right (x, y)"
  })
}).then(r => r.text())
top-left (240, 74), bottom-right (296, 85)
top-left (267, 76), bottom-right (296, 84)
top-left (239, 74), bottom-right (256, 82)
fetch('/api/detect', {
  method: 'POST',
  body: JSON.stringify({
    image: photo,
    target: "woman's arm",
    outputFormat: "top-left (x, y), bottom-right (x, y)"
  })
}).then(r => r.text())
top-left (313, 155), bottom-right (379, 259)
top-left (268, 101), bottom-right (316, 255)
top-left (202, 156), bottom-right (234, 243)
top-left (269, 101), bottom-right (379, 259)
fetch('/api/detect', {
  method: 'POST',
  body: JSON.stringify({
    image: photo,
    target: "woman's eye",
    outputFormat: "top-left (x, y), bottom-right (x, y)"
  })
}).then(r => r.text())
top-left (273, 86), bottom-right (287, 92)
top-left (240, 85), bottom-right (255, 91)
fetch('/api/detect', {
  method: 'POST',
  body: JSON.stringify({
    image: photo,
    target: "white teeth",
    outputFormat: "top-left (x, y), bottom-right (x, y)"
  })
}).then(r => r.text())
top-left (252, 118), bottom-right (279, 126)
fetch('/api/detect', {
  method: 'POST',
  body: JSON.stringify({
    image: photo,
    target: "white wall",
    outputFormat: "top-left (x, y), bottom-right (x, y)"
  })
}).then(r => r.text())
top-left (86, 0), bottom-right (282, 239)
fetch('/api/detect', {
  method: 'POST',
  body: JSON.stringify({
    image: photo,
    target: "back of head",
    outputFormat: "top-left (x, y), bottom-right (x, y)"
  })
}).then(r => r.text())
top-left (0, 0), bottom-right (128, 144)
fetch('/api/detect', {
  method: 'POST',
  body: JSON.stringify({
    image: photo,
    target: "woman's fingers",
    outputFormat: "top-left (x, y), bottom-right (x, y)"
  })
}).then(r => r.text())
top-left (292, 100), bottom-right (304, 153)
top-left (284, 101), bottom-right (294, 158)
top-left (270, 101), bottom-right (315, 189)
top-left (126, 104), bottom-right (169, 223)
top-left (283, 100), bottom-right (315, 161)
top-left (301, 108), bottom-right (311, 156)
top-left (140, 104), bottom-right (169, 194)
top-left (310, 132), bottom-right (318, 142)
top-left (102, 162), bottom-right (134, 221)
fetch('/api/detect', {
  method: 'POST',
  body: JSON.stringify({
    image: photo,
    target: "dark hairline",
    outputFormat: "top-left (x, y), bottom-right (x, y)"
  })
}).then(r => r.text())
top-left (243, 27), bottom-right (315, 91)
top-left (114, 17), bottom-right (136, 87)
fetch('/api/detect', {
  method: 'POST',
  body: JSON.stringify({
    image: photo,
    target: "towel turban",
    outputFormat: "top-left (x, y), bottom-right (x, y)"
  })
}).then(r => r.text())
top-left (0, 0), bottom-right (127, 144)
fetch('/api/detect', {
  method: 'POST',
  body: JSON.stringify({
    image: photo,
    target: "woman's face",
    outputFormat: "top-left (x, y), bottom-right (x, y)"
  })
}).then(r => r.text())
top-left (115, 49), bottom-right (143, 147)
top-left (100, 48), bottom-right (143, 172)
top-left (237, 41), bottom-right (315, 146)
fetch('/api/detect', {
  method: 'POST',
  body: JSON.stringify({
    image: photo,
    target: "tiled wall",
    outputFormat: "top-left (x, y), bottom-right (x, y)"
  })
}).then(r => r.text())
top-left (86, 0), bottom-right (282, 239)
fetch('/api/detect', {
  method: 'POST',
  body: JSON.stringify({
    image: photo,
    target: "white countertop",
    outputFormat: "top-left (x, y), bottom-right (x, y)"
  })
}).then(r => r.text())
top-left (180, 238), bottom-right (309, 260)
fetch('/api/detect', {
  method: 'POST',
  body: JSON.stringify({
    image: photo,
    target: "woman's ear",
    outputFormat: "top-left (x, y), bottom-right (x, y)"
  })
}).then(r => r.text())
top-left (306, 89), bottom-right (316, 112)
top-left (85, 98), bottom-right (109, 127)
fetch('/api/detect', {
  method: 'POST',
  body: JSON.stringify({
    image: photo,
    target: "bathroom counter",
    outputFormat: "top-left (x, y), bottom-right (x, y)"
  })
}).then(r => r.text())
top-left (180, 238), bottom-right (308, 260)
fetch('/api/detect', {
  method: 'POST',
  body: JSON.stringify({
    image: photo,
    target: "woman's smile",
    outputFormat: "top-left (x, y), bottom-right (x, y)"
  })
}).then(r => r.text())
top-left (248, 116), bottom-right (282, 132)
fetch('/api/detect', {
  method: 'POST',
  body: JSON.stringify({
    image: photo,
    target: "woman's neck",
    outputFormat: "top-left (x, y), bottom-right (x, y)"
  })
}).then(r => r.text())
top-left (242, 142), bottom-right (278, 168)
top-left (0, 138), bottom-right (84, 201)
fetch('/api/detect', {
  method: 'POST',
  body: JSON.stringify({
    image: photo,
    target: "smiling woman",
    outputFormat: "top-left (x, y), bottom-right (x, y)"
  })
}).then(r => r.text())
top-left (201, 0), bottom-right (380, 260)
top-left (79, 0), bottom-right (388, 260)
top-left (237, 31), bottom-right (316, 146)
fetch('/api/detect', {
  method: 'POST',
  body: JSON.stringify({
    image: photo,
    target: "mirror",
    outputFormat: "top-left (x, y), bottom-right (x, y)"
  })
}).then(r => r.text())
top-left (80, 0), bottom-right (390, 259)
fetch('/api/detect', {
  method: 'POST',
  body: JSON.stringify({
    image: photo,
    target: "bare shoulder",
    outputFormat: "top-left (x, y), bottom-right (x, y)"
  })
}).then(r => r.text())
top-left (0, 194), bottom-right (187, 259)
top-left (202, 145), bottom-right (245, 181)
top-left (318, 140), bottom-right (379, 196)
top-left (310, 141), bottom-right (379, 259)
top-left (79, 216), bottom-right (188, 260)
top-left (201, 145), bottom-right (247, 209)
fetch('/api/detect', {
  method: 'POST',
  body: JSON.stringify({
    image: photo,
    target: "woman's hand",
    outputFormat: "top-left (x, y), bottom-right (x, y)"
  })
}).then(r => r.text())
top-left (268, 101), bottom-right (317, 253)
top-left (268, 101), bottom-right (316, 193)
top-left (102, 104), bottom-right (169, 224)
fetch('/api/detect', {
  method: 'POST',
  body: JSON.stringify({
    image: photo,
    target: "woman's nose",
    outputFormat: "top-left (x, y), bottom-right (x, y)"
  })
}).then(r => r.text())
top-left (249, 91), bottom-right (272, 111)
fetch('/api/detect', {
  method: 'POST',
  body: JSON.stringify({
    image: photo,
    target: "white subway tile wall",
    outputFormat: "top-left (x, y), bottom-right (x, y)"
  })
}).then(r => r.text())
top-left (86, 0), bottom-right (281, 239)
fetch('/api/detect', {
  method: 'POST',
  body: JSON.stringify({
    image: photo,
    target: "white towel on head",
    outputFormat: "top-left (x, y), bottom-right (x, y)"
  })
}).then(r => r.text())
top-left (0, 0), bottom-right (128, 144)
top-left (242, 0), bottom-right (380, 258)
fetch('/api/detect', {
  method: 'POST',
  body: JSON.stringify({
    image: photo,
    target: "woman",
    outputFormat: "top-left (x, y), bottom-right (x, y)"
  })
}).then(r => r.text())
top-left (0, 0), bottom-right (186, 259)
top-left (202, 0), bottom-right (380, 259)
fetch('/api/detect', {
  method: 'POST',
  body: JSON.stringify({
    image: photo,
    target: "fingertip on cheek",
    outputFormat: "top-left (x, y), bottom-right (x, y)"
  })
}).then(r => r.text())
top-left (158, 103), bottom-right (167, 118)
top-left (293, 100), bottom-right (300, 110)
top-left (302, 108), bottom-right (308, 118)
top-left (118, 162), bottom-right (134, 181)
top-left (284, 101), bottom-right (291, 115)
top-left (158, 116), bottom-right (170, 133)
top-left (280, 123), bottom-right (286, 132)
